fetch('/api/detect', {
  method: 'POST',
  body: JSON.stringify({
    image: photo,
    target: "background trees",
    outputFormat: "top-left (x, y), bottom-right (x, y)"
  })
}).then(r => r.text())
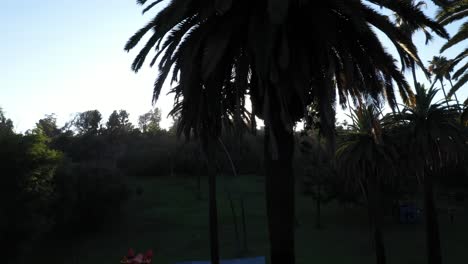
top-left (0, 107), bottom-right (14, 133)
top-left (0, 112), bottom-right (62, 262)
top-left (73, 110), bottom-right (103, 135)
top-left (0, 97), bottom-right (466, 264)
top-left (107, 110), bottom-right (134, 135)
top-left (138, 108), bottom-right (161, 134)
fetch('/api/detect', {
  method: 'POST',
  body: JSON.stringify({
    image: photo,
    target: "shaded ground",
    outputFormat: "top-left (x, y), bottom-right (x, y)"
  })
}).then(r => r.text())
top-left (24, 174), bottom-right (468, 264)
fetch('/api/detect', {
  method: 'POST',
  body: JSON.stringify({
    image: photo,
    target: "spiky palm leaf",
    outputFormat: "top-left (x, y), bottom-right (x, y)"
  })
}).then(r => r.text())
top-left (437, 0), bottom-right (468, 96)
top-left (437, 0), bottom-right (468, 24)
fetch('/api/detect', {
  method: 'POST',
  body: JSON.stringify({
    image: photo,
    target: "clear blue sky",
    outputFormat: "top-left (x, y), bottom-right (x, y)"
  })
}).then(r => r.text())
top-left (0, 1), bottom-right (466, 132)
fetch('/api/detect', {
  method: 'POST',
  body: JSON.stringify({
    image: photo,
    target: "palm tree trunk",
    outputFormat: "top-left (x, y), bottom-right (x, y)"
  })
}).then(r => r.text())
top-left (197, 173), bottom-right (202, 200)
top-left (367, 176), bottom-right (386, 264)
top-left (423, 172), bottom-right (442, 264)
top-left (251, 104), bottom-right (257, 136)
top-left (316, 183), bottom-right (322, 229)
top-left (241, 198), bottom-right (249, 253)
top-left (204, 144), bottom-right (220, 264)
top-left (447, 79), bottom-right (461, 112)
top-left (429, 79), bottom-right (437, 90)
top-left (228, 193), bottom-right (240, 252)
top-left (264, 117), bottom-right (295, 264)
top-left (439, 79), bottom-right (450, 107)
top-left (411, 64), bottom-right (418, 89)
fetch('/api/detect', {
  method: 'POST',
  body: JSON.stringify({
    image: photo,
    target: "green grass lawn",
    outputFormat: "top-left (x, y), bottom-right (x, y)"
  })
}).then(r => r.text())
top-left (23, 174), bottom-right (468, 264)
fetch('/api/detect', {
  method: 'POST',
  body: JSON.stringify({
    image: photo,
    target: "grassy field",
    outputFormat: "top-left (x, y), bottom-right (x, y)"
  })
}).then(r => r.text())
top-left (24, 174), bottom-right (468, 264)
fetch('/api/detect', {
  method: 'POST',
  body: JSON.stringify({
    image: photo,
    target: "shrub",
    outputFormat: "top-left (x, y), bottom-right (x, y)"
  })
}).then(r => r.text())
top-left (53, 161), bottom-right (129, 235)
top-left (0, 131), bottom-right (62, 261)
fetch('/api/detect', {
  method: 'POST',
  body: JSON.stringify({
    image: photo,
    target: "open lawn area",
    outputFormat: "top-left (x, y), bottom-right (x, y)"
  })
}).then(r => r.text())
top-left (24, 174), bottom-right (468, 264)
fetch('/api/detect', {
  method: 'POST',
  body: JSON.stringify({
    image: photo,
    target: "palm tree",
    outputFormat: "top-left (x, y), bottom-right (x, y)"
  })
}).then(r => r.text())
top-left (428, 56), bottom-right (461, 107)
top-left (337, 104), bottom-right (399, 264)
top-left (391, 84), bottom-right (465, 264)
top-left (125, 1), bottom-right (447, 263)
top-left (437, 0), bottom-right (467, 96)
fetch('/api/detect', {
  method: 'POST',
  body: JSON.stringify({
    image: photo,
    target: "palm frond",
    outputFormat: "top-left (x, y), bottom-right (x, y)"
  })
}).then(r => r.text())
top-left (448, 72), bottom-right (468, 96)
top-left (453, 61), bottom-right (467, 80)
top-left (142, 0), bottom-right (167, 14)
top-left (437, 0), bottom-right (468, 25)
top-left (440, 22), bottom-right (468, 52)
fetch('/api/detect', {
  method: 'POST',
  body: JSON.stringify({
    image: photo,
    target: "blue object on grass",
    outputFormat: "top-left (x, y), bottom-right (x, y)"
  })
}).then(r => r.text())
top-left (399, 204), bottom-right (421, 224)
top-left (176, 256), bottom-right (265, 264)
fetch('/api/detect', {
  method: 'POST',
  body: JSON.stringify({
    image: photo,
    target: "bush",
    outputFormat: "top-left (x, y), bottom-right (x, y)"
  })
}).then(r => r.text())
top-left (53, 161), bottom-right (129, 235)
top-left (0, 131), bottom-right (62, 261)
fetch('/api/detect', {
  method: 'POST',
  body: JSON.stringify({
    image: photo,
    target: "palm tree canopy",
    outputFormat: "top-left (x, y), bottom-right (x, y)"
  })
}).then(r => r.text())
top-left (336, 105), bottom-right (399, 189)
top-left (391, 84), bottom-right (466, 172)
top-left (429, 56), bottom-right (453, 80)
top-left (126, 0), bottom-right (448, 142)
top-left (437, 0), bottom-right (467, 96)
top-left (396, 0), bottom-right (434, 44)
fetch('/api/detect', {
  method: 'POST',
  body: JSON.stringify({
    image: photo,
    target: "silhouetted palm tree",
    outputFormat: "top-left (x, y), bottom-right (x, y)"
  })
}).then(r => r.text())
top-left (391, 84), bottom-right (466, 264)
top-left (437, 0), bottom-right (467, 96)
top-left (125, 1), bottom-right (447, 263)
top-left (428, 56), bottom-right (461, 107)
top-left (337, 104), bottom-right (398, 264)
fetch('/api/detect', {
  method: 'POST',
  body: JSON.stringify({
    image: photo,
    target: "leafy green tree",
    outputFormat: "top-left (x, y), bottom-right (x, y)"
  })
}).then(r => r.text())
top-left (138, 108), bottom-right (161, 133)
top-left (0, 125), bottom-right (62, 262)
top-left (168, 116), bottom-right (180, 136)
top-left (73, 110), bottom-right (102, 135)
top-left (337, 105), bottom-right (399, 264)
top-left (126, 1), bottom-right (447, 263)
top-left (391, 84), bottom-right (466, 264)
top-left (36, 114), bottom-right (60, 139)
top-left (0, 107), bottom-right (14, 134)
top-left (106, 110), bottom-right (134, 134)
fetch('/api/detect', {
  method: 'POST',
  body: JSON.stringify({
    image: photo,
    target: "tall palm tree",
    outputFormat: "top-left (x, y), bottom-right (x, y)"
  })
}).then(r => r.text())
top-left (125, 1), bottom-right (447, 263)
top-left (337, 104), bottom-right (398, 264)
top-left (437, 0), bottom-right (467, 96)
top-left (428, 56), bottom-right (461, 107)
top-left (391, 84), bottom-right (466, 264)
